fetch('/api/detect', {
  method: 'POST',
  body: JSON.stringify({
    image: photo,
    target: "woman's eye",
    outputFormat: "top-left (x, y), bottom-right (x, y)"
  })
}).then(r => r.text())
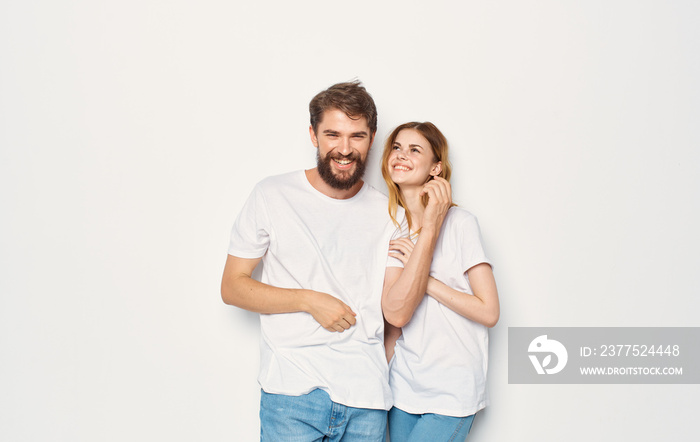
top-left (392, 145), bottom-right (400, 150)
top-left (411, 148), bottom-right (420, 153)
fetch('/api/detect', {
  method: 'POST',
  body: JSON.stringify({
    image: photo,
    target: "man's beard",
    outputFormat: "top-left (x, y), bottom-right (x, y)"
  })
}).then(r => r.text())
top-left (316, 150), bottom-right (366, 190)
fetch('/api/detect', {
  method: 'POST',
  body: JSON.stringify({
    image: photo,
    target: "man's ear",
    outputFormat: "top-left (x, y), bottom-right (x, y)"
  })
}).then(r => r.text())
top-left (430, 161), bottom-right (443, 177)
top-left (369, 131), bottom-right (376, 147)
top-left (309, 125), bottom-right (319, 148)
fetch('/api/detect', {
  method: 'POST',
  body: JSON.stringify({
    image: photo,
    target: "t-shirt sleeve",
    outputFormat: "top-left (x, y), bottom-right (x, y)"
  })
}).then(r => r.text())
top-left (459, 214), bottom-right (492, 274)
top-left (228, 183), bottom-right (271, 259)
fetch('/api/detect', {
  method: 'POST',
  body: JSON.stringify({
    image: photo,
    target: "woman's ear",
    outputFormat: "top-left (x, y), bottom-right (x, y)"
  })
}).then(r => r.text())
top-left (430, 161), bottom-right (443, 177)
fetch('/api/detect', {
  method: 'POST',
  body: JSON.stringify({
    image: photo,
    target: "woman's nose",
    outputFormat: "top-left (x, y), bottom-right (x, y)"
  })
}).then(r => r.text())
top-left (397, 148), bottom-right (407, 160)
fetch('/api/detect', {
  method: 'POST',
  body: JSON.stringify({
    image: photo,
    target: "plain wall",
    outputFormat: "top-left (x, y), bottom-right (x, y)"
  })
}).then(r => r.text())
top-left (1, 1), bottom-right (699, 440)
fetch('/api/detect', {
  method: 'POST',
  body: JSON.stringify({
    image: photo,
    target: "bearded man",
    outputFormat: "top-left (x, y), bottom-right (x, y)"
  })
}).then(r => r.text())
top-left (221, 81), bottom-right (399, 440)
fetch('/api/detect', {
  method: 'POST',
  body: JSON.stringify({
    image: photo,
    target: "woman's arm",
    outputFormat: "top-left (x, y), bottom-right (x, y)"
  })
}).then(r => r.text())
top-left (381, 233), bottom-right (440, 327)
top-left (381, 178), bottom-right (452, 327)
top-left (426, 263), bottom-right (500, 327)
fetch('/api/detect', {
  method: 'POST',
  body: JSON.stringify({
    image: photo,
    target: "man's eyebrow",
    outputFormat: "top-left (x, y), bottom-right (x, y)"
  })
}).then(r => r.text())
top-left (322, 129), bottom-right (369, 137)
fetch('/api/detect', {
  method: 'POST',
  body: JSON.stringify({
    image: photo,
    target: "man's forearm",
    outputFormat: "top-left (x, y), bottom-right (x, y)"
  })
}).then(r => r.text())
top-left (221, 254), bottom-right (357, 332)
top-left (221, 273), bottom-right (309, 314)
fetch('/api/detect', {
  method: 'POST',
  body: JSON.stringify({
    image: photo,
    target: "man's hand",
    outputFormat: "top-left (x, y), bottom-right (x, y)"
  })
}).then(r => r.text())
top-left (303, 290), bottom-right (357, 332)
top-left (389, 237), bottom-right (415, 265)
top-left (420, 176), bottom-right (452, 232)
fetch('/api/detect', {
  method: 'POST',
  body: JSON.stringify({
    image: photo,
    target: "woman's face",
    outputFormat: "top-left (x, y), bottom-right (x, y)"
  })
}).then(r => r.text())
top-left (387, 129), bottom-right (441, 188)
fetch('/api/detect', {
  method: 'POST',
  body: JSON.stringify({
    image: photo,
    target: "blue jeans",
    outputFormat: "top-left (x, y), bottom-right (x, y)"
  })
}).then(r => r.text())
top-left (388, 407), bottom-right (475, 442)
top-left (259, 389), bottom-right (387, 441)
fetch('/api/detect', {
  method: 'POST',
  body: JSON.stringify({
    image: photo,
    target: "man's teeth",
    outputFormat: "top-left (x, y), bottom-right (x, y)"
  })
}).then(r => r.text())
top-left (334, 159), bottom-right (352, 165)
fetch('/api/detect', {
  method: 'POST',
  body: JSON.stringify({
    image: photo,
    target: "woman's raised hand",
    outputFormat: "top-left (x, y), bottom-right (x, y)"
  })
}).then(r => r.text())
top-left (420, 177), bottom-right (452, 232)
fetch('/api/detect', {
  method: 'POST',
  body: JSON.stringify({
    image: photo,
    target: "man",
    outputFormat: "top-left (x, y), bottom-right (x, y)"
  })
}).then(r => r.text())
top-left (221, 81), bottom-right (450, 440)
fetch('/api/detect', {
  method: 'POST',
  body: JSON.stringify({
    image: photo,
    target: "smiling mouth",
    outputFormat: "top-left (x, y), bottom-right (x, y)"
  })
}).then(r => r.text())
top-left (393, 164), bottom-right (411, 171)
top-left (333, 158), bottom-right (354, 166)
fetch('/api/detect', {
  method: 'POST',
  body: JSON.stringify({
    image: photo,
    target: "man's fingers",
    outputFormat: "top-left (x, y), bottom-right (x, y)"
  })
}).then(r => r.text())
top-left (334, 303), bottom-right (356, 330)
top-left (310, 292), bottom-right (358, 332)
top-left (342, 302), bottom-right (356, 317)
top-left (327, 316), bottom-right (355, 332)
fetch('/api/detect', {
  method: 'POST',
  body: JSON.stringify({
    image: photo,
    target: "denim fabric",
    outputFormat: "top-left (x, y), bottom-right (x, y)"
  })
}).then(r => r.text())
top-left (388, 407), bottom-right (475, 442)
top-left (260, 389), bottom-right (387, 441)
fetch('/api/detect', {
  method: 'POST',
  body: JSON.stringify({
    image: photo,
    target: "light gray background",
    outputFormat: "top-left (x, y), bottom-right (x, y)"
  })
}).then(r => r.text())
top-left (1, 1), bottom-right (698, 441)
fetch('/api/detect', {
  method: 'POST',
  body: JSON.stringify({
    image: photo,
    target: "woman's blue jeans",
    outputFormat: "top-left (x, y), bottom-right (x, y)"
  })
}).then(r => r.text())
top-left (388, 406), bottom-right (475, 442)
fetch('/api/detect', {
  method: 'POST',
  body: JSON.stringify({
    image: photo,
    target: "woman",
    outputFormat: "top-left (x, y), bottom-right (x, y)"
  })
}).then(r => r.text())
top-left (380, 122), bottom-right (500, 441)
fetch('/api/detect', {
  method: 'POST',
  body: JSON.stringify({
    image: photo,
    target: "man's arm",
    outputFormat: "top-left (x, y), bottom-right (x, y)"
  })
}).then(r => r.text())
top-left (221, 254), bottom-right (357, 332)
top-left (381, 178), bottom-right (452, 328)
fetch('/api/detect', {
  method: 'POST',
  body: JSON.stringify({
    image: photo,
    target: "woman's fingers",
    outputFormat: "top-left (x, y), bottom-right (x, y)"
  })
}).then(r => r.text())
top-left (422, 177), bottom-right (451, 205)
top-left (389, 238), bottom-right (414, 264)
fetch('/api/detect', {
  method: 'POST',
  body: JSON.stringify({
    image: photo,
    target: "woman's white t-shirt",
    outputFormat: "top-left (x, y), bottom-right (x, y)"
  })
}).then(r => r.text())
top-left (389, 207), bottom-right (492, 417)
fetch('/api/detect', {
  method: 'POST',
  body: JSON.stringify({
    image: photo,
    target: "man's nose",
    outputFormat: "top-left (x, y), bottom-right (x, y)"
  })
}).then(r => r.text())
top-left (337, 137), bottom-right (352, 155)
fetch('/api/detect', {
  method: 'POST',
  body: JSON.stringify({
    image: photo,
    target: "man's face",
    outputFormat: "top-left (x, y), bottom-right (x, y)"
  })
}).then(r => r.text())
top-left (310, 108), bottom-right (374, 190)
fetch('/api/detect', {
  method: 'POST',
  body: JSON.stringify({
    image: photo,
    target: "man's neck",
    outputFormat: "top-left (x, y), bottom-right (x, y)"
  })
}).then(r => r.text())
top-left (305, 168), bottom-right (364, 200)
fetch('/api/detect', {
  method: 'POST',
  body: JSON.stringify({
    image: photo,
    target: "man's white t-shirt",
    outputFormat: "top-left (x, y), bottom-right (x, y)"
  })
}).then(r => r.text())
top-left (389, 207), bottom-right (492, 417)
top-left (228, 170), bottom-right (400, 410)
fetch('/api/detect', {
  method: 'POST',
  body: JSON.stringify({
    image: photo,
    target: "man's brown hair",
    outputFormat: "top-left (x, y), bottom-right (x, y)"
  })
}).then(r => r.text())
top-left (309, 81), bottom-right (377, 134)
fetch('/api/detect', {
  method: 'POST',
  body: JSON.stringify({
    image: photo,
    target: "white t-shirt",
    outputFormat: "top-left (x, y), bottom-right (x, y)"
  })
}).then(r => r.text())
top-left (389, 207), bottom-right (492, 417)
top-left (228, 170), bottom-right (400, 410)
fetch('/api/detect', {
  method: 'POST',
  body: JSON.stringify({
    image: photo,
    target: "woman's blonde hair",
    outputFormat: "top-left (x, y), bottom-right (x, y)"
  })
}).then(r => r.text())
top-left (381, 122), bottom-right (453, 233)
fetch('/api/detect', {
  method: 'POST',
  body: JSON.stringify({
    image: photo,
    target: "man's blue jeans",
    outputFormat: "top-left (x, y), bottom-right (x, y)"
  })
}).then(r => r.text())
top-left (388, 407), bottom-right (475, 442)
top-left (260, 389), bottom-right (387, 441)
